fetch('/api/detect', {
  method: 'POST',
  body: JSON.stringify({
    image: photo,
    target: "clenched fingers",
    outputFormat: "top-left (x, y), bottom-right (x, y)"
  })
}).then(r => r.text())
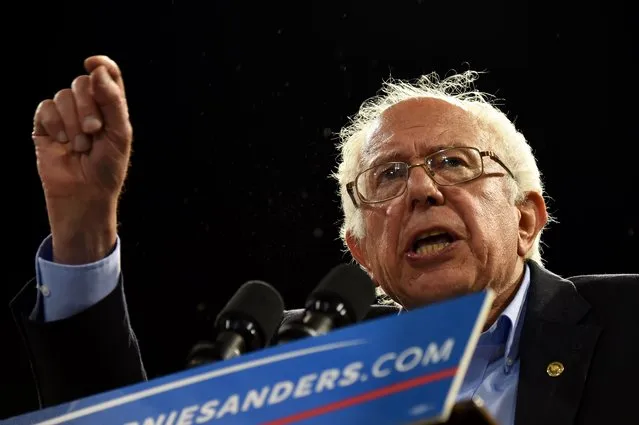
top-left (32, 55), bottom-right (131, 156)
top-left (33, 99), bottom-right (67, 143)
top-left (71, 75), bottom-right (103, 134)
top-left (53, 89), bottom-right (91, 152)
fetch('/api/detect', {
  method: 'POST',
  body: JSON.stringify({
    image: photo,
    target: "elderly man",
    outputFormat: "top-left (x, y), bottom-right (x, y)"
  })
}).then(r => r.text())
top-left (11, 56), bottom-right (638, 425)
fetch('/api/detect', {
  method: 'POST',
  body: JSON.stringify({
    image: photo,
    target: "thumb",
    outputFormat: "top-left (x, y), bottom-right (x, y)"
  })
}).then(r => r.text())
top-left (90, 65), bottom-right (132, 144)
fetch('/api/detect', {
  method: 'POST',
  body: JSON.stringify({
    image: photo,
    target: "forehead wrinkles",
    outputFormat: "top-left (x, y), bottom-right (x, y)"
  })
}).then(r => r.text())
top-left (361, 126), bottom-right (449, 163)
top-left (361, 101), bottom-right (477, 166)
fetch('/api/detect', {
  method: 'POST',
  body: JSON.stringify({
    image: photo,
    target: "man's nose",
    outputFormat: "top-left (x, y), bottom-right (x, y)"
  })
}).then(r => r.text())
top-left (406, 165), bottom-right (445, 207)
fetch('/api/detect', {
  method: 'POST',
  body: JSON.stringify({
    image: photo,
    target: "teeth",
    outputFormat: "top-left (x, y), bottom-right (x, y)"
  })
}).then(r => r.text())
top-left (416, 242), bottom-right (450, 255)
top-left (416, 230), bottom-right (448, 240)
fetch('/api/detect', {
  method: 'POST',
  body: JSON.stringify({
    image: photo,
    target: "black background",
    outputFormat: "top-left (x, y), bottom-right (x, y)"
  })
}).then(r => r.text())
top-left (2, 0), bottom-right (636, 419)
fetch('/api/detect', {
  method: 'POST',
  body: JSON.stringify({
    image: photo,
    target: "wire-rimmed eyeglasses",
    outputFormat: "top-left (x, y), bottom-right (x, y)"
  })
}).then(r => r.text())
top-left (346, 146), bottom-right (515, 207)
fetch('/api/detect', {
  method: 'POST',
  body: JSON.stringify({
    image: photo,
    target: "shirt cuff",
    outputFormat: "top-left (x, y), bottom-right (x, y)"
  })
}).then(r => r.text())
top-left (35, 234), bottom-right (121, 322)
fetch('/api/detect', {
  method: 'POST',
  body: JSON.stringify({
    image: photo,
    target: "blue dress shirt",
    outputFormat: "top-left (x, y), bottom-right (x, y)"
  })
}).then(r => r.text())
top-left (33, 234), bottom-right (530, 425)
top-left (34, 234), bottom-right (121, 321)
top-left (455, 265), bottom-right (530, 425)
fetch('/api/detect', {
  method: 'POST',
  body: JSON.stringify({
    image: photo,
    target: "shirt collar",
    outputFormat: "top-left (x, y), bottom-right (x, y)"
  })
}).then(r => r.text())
top-left (394, 263), bottom-right (531, 364)
top-left (477, 263), bottom-right (531, 367)
top-left (501, 263), bottom-right (530, 359)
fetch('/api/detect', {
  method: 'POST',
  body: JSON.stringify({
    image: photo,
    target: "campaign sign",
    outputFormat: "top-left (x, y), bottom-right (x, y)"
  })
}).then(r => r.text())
top-left (5, 290), bottom-right (493, 425)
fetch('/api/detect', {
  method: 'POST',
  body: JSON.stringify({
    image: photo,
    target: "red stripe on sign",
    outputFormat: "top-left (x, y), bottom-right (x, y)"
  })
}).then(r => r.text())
top-left (262, 366), bottom-right (457, 425)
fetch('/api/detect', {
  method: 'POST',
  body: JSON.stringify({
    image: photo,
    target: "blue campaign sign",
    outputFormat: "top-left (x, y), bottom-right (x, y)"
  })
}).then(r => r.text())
top-left (6, 290), bottom-right (493, 425)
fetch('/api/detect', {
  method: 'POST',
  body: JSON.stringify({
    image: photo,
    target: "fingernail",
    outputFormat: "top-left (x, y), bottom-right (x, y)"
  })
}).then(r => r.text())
top-left (83, 115), bottom-right (102, 133)
top-left (73, 134), bottom-right (91, 152)
top-left (57, 131), bottom-right (68, 142)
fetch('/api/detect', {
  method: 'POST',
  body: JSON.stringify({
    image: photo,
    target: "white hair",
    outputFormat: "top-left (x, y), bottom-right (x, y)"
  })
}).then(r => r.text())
top-left (332, 70), bottom-right (553, 278)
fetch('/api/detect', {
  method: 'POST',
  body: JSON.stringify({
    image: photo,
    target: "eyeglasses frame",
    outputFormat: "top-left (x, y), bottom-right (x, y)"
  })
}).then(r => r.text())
top-left (345, 146), bottom-right (515, 207)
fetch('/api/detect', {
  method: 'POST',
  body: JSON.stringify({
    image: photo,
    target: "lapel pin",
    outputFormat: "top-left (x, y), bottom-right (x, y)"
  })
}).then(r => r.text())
top-left (546, 361), bottom-right (564, 377)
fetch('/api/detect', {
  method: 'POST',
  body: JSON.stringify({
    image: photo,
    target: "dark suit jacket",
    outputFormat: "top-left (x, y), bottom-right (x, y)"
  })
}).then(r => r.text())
top-left (9, 261), bottom-right (639, 425)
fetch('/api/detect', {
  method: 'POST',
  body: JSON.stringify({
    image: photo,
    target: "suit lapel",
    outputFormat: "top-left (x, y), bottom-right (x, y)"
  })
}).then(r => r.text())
top-left (515, 261), bottom-right (602, 425)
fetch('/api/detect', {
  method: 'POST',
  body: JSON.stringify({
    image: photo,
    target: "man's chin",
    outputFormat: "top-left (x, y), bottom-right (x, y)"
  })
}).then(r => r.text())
top-left (398, 270), bottom-right (475, 310)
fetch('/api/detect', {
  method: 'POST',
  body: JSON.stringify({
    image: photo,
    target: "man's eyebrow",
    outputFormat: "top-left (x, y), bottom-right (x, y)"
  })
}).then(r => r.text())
top-left (368, 148), bottom-right (407, 165)
top-left (365, 143), bottom-right (458, 167)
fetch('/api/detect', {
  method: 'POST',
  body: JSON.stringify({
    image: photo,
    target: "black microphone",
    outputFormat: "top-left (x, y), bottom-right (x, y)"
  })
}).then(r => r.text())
top-left (186, 280), bottom-right (285, 368)
top-left (274, 263), bottom-right (376, 345)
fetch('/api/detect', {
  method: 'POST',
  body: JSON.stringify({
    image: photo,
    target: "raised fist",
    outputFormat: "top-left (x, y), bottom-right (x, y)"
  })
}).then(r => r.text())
top-left (33, 55), bottom-right (133, 264)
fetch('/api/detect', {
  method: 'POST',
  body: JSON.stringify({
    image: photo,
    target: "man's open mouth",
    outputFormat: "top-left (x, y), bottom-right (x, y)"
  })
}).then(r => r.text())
top-left (411, 230), bottom-right (456, 255)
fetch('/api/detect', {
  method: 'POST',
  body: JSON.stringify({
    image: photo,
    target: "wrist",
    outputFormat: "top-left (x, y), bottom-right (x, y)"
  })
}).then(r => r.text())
top-left (48, 202), bottom-right (118, 265)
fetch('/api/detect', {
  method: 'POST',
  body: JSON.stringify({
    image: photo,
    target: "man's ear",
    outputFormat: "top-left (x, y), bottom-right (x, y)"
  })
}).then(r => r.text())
top-left (345, 231), bottom-right (374, 281)
top-left (517, 191), bottom-right (548, 257)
